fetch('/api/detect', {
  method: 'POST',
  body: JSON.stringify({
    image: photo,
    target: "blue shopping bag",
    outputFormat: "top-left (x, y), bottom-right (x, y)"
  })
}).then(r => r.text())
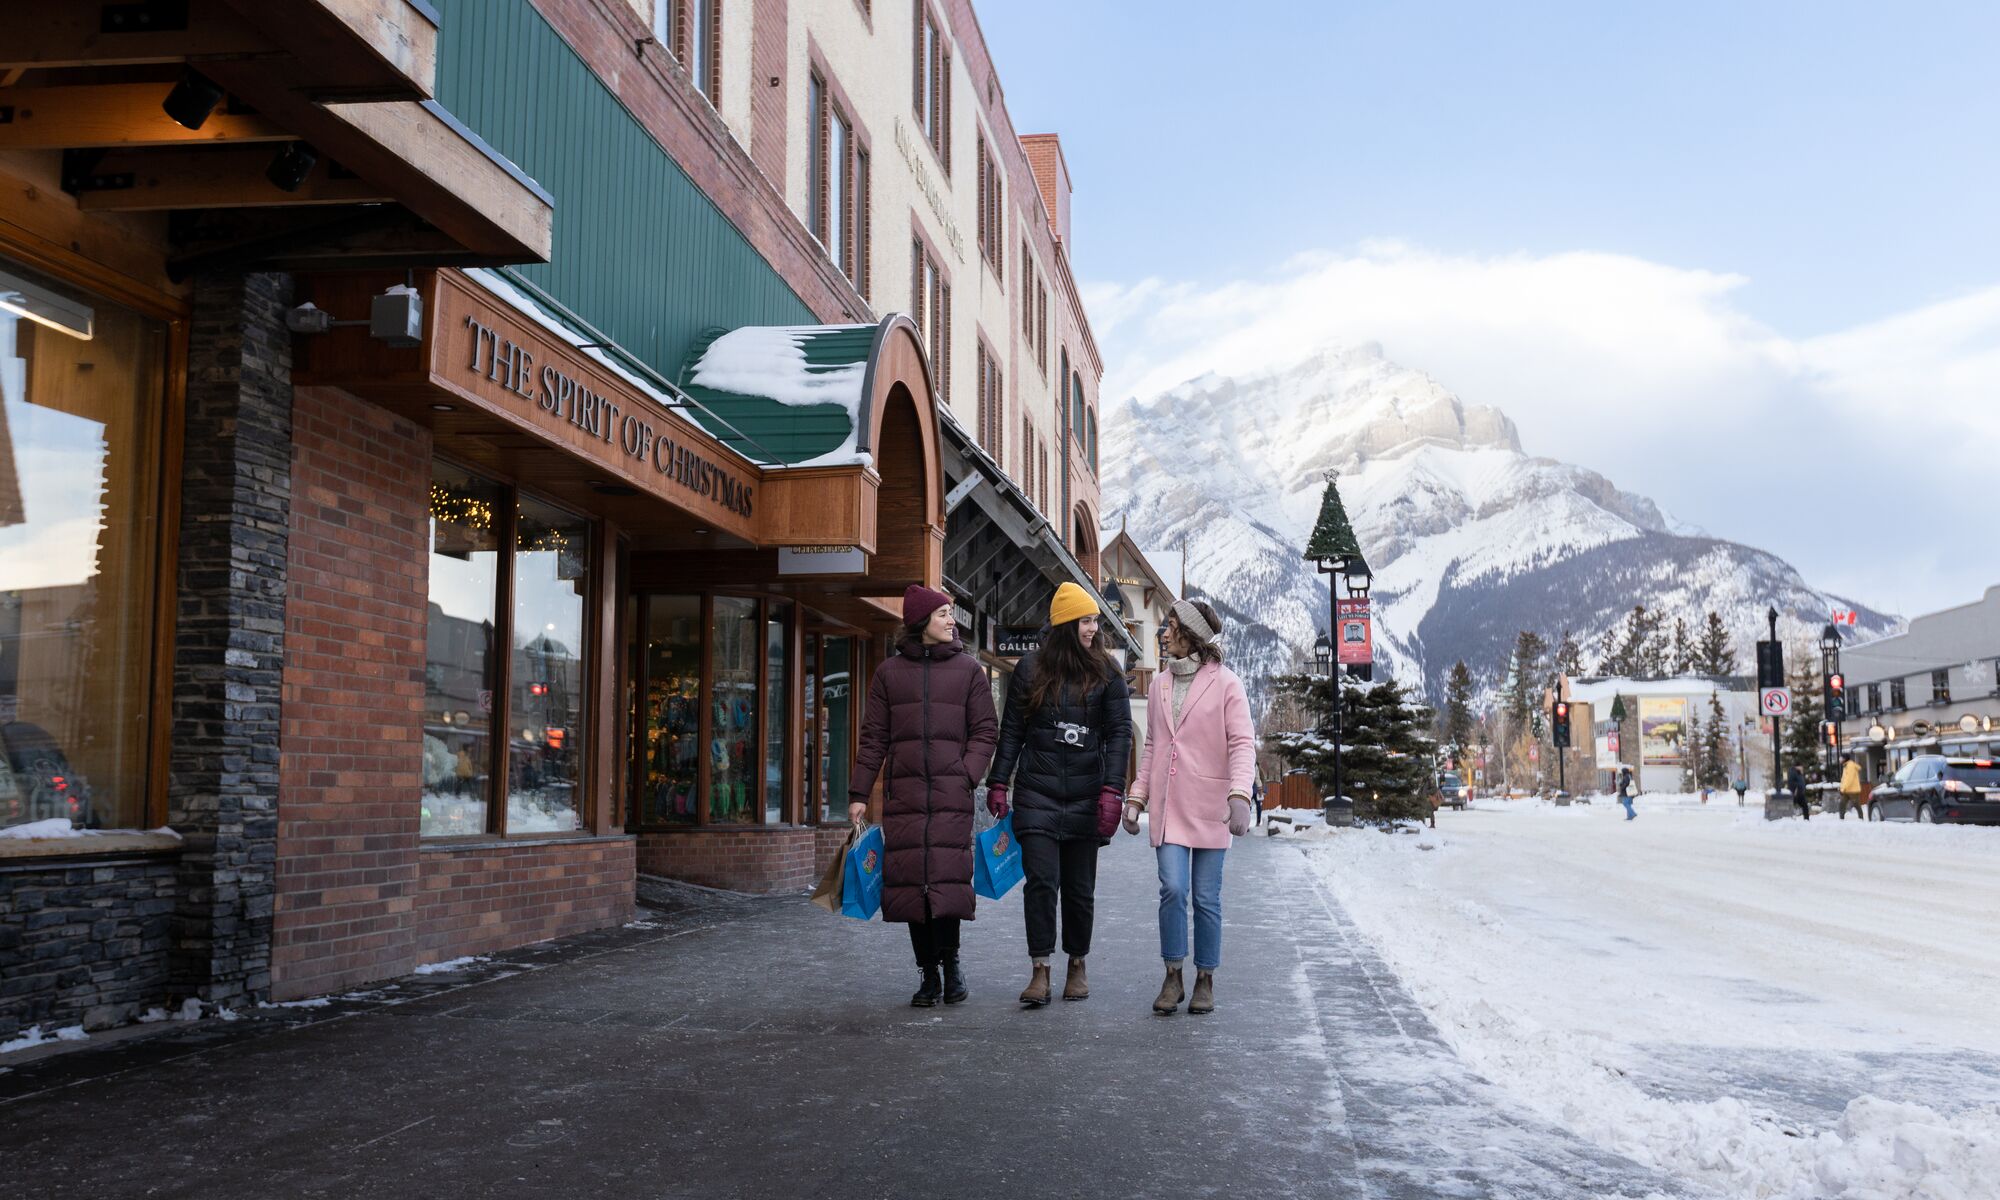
top-left (840, 824), bottom-right (885, 920)
top-left (973, 813), bottom-right (1024, 900)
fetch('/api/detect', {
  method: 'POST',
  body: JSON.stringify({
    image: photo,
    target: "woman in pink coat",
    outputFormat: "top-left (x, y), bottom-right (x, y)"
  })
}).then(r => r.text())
top-left (1122, 599), bottom-right (1256, 1015)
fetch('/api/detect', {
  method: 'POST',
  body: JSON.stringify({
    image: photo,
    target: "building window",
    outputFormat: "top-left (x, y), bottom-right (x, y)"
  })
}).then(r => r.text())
top-left (1865, 683), bottom-right (1880, 713)
top-left (913, 0), bottom-right (950, 172)
top-left (977, 133), bottom-right (1004, 282)
top-left (658, 0), bottom-right (722, 106)
top-left (1038, 441), bottom-right (1049, 514)
top-left (809, 74), bottom-right (871, 296)
top-left (1890, 678), bottom-right (1906, 709)
top-left (763, 602), bottom-right (791, 824)
top-left (1087, 408), bottom-right (1098, 474)
top-left (1071, 369), bottom-right (1087, 448)
top-left (710, 596), bottom-right (760, 823)
top-left (912, 237), bottom-right (950, 402)
top-left (1931, 668), bottom-right (1951, 705)
top-left (1020, 239), bottom-right (1033, 336)
top-left (1036, 286), bottom-right (1048, 376)
top-left (1020, 414), bottom-right (1032, 491)
top-left (424, 462), bottom-right (594, 837)
top-left (638, 594), bottom-right (792, 827)
top-left (642, 595), bottom-right (701, 823)
top-left (0, 262), bottom-right (167, 834)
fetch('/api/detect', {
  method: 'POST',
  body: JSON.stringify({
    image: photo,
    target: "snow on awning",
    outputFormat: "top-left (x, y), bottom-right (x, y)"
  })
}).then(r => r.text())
top-left (680, 323), bottom-right (881, 468)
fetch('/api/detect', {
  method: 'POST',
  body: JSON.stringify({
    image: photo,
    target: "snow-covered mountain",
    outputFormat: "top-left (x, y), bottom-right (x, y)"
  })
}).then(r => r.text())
top-left (1101, 344), bottom-right (1900, 711)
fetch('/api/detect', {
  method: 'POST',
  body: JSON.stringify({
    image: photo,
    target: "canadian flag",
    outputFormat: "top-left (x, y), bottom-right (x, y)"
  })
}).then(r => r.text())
top-left (1830, 609), bottom-right (1859, 626)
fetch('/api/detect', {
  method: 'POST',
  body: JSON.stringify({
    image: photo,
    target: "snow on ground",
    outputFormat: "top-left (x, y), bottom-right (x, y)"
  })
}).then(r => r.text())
top-left (411, 955), bottom-right (490, 975)
top-left (1304, 795), bottom-right (2000, 1199)
top-left (0, 1025), bottom-right (87, 1055)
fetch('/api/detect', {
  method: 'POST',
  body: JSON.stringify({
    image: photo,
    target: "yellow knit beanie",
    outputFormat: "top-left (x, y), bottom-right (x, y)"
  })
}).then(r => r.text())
top-left (1048, 581), bottom-right (1100, 627)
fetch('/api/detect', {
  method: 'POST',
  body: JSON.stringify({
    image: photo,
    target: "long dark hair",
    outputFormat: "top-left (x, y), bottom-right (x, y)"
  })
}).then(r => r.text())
top-left (1026, 618), bottom-right (1116, 713)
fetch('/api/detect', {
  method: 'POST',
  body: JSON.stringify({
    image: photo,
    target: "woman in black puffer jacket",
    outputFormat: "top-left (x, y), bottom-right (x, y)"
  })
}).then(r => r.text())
top-left (985, 582), bottom-right (1131, 1007)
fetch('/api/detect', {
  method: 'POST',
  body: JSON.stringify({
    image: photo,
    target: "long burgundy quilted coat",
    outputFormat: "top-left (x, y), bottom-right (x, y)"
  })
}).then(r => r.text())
top-left (848, 637), bottom-right (999, 923)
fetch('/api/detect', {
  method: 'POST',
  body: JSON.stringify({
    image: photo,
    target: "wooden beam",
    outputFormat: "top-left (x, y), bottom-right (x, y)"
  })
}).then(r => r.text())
top-left (0, 1), bottom-right (273, 71)
top-left (77, 147), bottom-right (395, 210)
top-left (218, 0), bottom-right (437, 101)
top-left (0, 83), bottom-right (288, 149)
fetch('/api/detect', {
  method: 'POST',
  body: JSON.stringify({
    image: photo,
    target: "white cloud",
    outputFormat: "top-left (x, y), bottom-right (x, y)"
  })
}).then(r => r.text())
top-left (1089, 243), bottom-right (2000, 618)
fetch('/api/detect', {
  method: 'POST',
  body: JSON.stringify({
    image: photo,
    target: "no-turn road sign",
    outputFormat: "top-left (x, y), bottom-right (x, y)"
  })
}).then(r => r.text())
top-left (1760, 687), bottom-right (1792, 717)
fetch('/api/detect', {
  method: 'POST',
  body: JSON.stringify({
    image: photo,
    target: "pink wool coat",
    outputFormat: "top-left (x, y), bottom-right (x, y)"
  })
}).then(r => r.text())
top-left (1132, 662), bottom-right (1257, 849)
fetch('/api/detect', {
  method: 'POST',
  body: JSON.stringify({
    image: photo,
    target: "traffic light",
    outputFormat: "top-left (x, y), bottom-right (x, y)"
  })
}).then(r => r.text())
top-left (1551, 700), bottom-right (1572, 749)
top-left (1822, 720), bottom-right (1839, 747)
top-left (1826, 672), bottom-right (1845, 720)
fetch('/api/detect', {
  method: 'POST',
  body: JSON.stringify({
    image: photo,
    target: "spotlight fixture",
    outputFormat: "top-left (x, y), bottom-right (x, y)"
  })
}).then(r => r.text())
top-left (265, 142), bottom-right (317, 192)
top-left (429, 403), bottom-right (457, 413)
top-left (162, 68), bottom-right (225, 130)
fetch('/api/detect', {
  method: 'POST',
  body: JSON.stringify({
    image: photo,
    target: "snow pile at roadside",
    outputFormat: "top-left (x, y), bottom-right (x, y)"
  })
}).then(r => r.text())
top-left (412, 955), bottom-right (489, 975)
top-left (0, 819), bottom-right (182, 840)
top-left (1, 1024), bottom-right (88, 1054)
top-left (1305, 826), bottom-right (2000, 1199)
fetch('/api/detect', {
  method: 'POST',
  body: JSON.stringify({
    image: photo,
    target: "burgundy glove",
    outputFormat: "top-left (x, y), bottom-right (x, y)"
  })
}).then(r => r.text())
top-left (1095, 788), bottom-right (1123, 839)
top-left (1227, 795), bottom-right (1253, 837)
top-left (986, 784), bottom-right (1009, 819)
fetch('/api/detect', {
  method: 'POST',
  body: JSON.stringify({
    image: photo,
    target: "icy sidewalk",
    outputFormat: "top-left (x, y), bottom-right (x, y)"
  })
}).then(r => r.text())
top-left (1300, 804), bottom-right (2000, 1199)
top-left (2, 834), bottom-right (1698, 1199)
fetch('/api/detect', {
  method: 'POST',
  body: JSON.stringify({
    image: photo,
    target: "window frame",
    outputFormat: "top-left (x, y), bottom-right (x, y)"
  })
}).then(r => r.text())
top-left (807, 55), bottom-right (873, 298)
top-left (912, 0), bottom-right (951, 174)
top-left (659, 0), bottom-right (722, 107)
top-left (423, 456), bottom-right (603, 841)
top-left (911, 225), bottom-right (951, 403)
top-left (977, 131), bottom-right (1004, 283)
top-left (1931, 668), bottom-right (1951, 705)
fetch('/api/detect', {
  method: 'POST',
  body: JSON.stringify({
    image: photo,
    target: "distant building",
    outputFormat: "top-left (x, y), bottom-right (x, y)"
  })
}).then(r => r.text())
top-left (1836, 585), bottom-right (2000, 782)
top-left (1563, 675), bottom-right (1766, 794)
top-left (1098, 525), bottom-right (1178, 779)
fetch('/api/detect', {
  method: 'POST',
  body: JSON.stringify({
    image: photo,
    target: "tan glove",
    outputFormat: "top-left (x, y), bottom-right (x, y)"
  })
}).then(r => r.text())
top-left (1122, 797), bottom-right (1145, 836)
top-left (1227, 794), bottom-right (1252, 836)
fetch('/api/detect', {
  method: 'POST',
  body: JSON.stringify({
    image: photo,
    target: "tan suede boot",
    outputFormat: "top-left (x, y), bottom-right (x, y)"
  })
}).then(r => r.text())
top-left (1188, 970), bottom-right (1215, 1015)
top-left (1063, 957), bottom-right (1089, 1001)
top-left (1152, 966), bottom-right (1184, 1014)
top-left (1019, 962), bottom-right (1052, 1007)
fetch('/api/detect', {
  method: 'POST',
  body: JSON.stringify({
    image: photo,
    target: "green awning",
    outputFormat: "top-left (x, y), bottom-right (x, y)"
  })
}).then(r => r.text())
top-left (678, 323), bottom-right (881, 466)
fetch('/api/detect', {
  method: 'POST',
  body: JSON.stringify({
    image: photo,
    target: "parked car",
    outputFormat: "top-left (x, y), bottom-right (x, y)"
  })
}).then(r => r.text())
top-left (1436, 771), bottom-right (1471, 810)
top-left (1868, 755), bottom-right (2000, 825)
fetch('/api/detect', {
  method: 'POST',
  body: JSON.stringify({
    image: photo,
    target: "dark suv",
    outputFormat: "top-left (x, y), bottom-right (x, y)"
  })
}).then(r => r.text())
top-left (1868, 755), bottom-right (2000, 824)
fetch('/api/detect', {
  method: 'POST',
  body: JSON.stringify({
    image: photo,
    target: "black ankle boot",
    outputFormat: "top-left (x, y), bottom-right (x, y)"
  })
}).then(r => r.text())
top-left (910, 965), bottom-right (943, 1007)
top-left (941, 956), bottom-right (968, 1005)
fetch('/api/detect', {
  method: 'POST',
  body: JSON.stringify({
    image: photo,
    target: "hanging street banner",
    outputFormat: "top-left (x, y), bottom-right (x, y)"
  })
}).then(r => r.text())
top-left (1335, 598), bottom-right (1372, 665)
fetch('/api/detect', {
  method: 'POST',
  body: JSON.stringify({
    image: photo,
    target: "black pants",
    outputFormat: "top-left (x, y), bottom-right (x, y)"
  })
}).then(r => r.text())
top-left (1020, 833), bottom-right (1098, 959)
top-left (907, 917), bottom-right (961, 968)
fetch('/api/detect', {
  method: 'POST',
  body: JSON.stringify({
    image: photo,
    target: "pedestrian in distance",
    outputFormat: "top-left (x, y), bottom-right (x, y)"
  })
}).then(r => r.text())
top-left (987, 582), bottom-right (1132, 1007)
top-left (1787, 763), bottom-right (1811, 820)
top-left (1838, 755), bottom-right (1865, 820)
top-left (1123, 599), bottom-right (1256, 1016)
top-left (1251, 775), bottom-right (1265, 827)
top-left (848, 585), bottom-right (999, 1008)
top-left (1617, 765), bottom-right (1637, 821)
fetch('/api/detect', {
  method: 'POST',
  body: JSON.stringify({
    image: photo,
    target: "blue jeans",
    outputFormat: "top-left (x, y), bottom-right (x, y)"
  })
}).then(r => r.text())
top-left (1620, 795), bottom-right (1636, 820)
top-left (1157, 844), bottom-right (1226, 970)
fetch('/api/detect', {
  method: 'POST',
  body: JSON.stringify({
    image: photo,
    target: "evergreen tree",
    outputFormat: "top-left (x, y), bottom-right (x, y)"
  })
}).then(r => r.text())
top-left (1442, 661), bottom-right (1476, 762)
top-left (1506, 630), bottom-right (1549, 720)
top-left (1699, 690), bottom-right (1732, 788)
top-left (1553, 629), bottom-right (1586, 678)
top-left (1782, 649), bottom-right (1827, 783)
top-left (1695, 611), bottom-right (1736, 676)
top-left (1270, 672), bottom-right (1435, 823)
top-left (1597, 605), bottom-right (1668, 678)
top-left (1670, 617), bottom-right (1693, 676)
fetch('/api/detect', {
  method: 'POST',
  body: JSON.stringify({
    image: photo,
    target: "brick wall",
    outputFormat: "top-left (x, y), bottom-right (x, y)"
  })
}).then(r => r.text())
top-left (273, 385), bottom-right (635, 1000)
top-left (273, 385), bottom-right (430, 1000)
top-left (0, 857), bottom-right (177, 1038)
top-left (415, 838), bottom-right (634, 961)
top-left (636, 828), bottom-right (823, 894)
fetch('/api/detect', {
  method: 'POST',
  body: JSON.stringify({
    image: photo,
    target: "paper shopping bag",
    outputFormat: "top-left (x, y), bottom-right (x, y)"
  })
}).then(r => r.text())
top-left (973, 814), bottom-right (1024, 900)
top-left (808, 825), bottom-right (857, 914)
top-left (840, 824), bottom-right (885, 920)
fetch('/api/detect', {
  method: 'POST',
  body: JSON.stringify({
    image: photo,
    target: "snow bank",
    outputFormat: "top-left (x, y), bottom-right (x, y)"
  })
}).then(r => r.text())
top-left (0, 1024), bottom-right (88, 1054)
top-left (0, 819), bottom-right (181, 840)
top-left (1305, 820), bottom-right (2000, 1199)
top-left (411, 955), bottom-right (489, 975)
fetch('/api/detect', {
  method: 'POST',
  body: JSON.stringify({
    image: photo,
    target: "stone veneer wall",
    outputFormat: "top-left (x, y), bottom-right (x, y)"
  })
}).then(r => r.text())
top-left (0, 858), bottom-right (177, 1037)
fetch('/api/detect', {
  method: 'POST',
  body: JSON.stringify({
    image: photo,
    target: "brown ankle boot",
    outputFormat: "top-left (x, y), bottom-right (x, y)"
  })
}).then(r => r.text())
top-left (1188, 970), bottom-right (1215, 1015)
top-left (1152, 966), bottom-right (1184, 1014)
top-left (1019, 963), bottom-right (1052, 1007)
top-left (1063, 957), bottom-right (1089, 1001)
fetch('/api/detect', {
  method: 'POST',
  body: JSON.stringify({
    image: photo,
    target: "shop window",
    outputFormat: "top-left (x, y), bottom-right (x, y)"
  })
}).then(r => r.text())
top-left (710, 596), bottom-right (760, 823)
top-left (508, 496), bottom-right (589, 833)
top-left (764, 602), bottom-right (791, 824)
top-left (423, 462), bottom-right (594, 838)
top-left (0, 262), bottom-right (166, 833)
top-left (819, 637), bottom-right (853, 823)
top-left (423, 462), bottom-right (502, 837)
top-left (643, 595), bottom-right (702, 823)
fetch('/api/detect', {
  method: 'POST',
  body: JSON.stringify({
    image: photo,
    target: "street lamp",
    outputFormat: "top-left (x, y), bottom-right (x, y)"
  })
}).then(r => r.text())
top-left (1312, 632), bottom-right (1332, 678)
top-left (1819, 622), bottom-right (1843, 780)
top-left (1304, 470), bottom-right (1367, 810)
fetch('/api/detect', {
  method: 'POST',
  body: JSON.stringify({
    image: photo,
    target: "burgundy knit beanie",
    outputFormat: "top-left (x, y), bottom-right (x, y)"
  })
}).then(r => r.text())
top-left (902, 584), bottom-right (952, 626)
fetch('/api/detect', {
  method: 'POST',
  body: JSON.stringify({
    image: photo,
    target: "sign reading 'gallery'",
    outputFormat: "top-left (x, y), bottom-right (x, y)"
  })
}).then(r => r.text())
top-left (460, 313), bottom-right (753, 518)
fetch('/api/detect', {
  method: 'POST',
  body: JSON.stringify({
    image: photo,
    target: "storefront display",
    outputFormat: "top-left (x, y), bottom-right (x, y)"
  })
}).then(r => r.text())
top-left (0, 260), bottom-right (168, 832)
top-left (643, 596), bottom-right (702, 823)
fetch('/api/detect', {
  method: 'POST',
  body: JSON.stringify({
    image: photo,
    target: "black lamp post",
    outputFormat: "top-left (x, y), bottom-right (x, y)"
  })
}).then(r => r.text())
top-left (1819, 622), bottom-right (1843, 780)
top-left (1304, 470), bottom-right (1369, 809)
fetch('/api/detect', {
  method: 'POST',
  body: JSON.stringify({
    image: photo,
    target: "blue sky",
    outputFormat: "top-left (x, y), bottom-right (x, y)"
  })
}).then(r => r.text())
top-left (979, 1), bottom-right (2000, 617)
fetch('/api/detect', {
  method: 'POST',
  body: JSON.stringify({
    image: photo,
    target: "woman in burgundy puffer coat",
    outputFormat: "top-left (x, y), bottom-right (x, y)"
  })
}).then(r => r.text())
top-left (848, 585), bottom-right (999, 1008)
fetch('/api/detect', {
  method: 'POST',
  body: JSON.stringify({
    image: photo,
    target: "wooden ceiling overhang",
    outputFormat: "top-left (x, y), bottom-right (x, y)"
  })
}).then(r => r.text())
top-left (0, 0), bottom-right (552, 281)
